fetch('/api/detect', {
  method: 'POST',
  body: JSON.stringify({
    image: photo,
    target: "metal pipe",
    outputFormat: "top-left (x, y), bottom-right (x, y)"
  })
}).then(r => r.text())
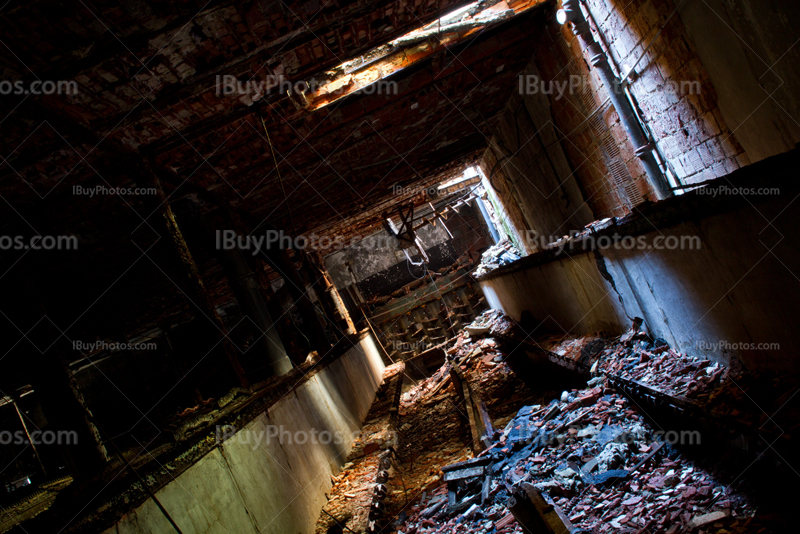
top-left (560, 0), bottom-right (673, 200)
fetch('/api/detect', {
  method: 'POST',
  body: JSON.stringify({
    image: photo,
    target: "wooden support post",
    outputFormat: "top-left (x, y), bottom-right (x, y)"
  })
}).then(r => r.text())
top-left (481, 473), bottom-right (491, 505)
top-left (7, 290), bottom-right (111, 480)
top-left (265, 246), bottom-right (338, 349)
top-left (450, 366), bottom-right (484, 454)
top-left (462, 380), bottom-right (483, 454)
top-left (306, 253), bottom-right (343, 336)
top-left (31, 353), bottom-right (111, 479)
top-left (307, 252), bottom-right (356, 336)
top-left (141, 159), bottom-right (247, 388)
top-left (473, 394), bottom-right (497, 449)
top-left (296, 251), bottom-right (338, 343)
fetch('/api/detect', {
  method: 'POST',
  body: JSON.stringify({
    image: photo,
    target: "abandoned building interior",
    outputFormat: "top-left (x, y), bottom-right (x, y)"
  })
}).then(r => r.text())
top-left (1, 0), bottom-right (800, 532)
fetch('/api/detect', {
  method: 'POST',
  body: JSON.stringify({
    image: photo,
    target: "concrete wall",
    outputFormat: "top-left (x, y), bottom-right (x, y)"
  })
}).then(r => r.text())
top-left (483, 60), bottom-right (594, 245)
top-left (678, 0), bottom-right (800, 163)
top-left (101, 335), bottom-right (385, 534)
top-left (479, 191), bottom-right (800, 371)
top-left (324, 202), bottom-right (492, 298)
top-left (325, 222), bottom-right (452, 289)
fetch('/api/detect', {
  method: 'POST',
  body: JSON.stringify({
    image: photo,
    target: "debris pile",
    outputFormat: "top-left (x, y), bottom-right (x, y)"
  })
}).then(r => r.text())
top-left (472, 239), bottom-right (521, 277)
top-left (542, 217), bottom-right (617, 252)
top-left (463, 309), bottom-right (522, 340)
top-left (397, 376), bottom-right (756, 534)
top-left (315, 363), bottom-right (404, 534)
top-left (537, 319), bottom-right (731, 401)
top-left (319, 310), bottom-right (791, 533)
top-left (400, 329), bottom-right (532, 427)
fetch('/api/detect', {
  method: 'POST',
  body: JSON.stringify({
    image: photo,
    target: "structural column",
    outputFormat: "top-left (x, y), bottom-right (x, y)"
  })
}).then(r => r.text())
top-left (312, 253), bottom-right (357, 336)
top-left (141, 159), bottom-right (248, 387)
top-left (250, 225), bottom-right (337, 350)
top-left (216, 208), bottom-right (293, 376)
top-left (4, 274), bottom-right (110, 479)
top-left (28, 344), bottom-right (110, 479)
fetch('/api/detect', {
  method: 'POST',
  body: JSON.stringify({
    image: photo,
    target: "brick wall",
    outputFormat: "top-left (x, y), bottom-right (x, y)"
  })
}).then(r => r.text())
top-left (519, 0), bottom-right (750, 219)
top-left (580, 0), bottom-right (748, 184)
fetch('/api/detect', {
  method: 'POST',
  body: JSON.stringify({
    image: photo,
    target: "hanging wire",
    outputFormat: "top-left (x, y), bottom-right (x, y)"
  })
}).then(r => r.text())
top-left (261, 117), bottom-right (297, 237)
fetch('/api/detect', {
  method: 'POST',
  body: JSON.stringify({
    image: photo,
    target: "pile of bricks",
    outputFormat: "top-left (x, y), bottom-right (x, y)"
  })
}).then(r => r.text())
top-left (323, 311), bottom-right (792, 533)
top-left (538, 320), bottom-right (730, 402)
top-left (396, 376), bottom-right (757, 534)
top-left (315, 362), bottom-right (404, 534)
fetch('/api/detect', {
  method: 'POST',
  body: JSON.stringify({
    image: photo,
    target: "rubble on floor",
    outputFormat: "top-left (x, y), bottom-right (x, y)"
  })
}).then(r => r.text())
top-left (400, 332), bottom-right (532, 420)
top-left (534, 319), bottom-right (798, 453)
top-left (396, 377), bottom-right (758, 534)
top-left (316, 316), bottom-right (544, 533)
top-left (385, 344), bottom-right (538, 533)
top-left (472, 239), bottom-right (521, 277)
top-left (315, 362), bottom-right (404, 534)
top-left (319, 310), bottom-right (792, 533)
top-left (537, 319), bottom-right (729, 401)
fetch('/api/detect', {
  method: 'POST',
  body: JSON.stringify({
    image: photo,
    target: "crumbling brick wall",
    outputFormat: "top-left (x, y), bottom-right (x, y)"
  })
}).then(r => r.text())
top-left (522, 0), bottom-right (749, 219)
top-left (582, 0), bottom-right (747, 180)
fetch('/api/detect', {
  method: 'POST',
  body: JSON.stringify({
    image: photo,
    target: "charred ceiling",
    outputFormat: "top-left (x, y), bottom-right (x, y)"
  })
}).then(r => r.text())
top-left (1, 1), bottom-right (548, 230)
top-left (0, 1), bottom-right (552, 376)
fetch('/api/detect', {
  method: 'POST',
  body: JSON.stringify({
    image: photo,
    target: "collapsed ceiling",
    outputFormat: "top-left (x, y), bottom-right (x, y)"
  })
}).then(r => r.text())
top-left (1, 0), bottom-right (547, 234)
top-left (0, 0), bottom-right (550, 379)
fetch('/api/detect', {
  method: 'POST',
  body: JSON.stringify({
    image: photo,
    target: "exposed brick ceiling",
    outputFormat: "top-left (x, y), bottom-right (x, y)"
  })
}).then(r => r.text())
top-left (0, 0), bottom-right (550, 344)
top-left (1, 0), bottom-right (548, 230)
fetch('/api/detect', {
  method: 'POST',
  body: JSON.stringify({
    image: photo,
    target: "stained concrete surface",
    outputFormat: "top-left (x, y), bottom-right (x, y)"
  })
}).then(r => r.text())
top-left (479, 192), bottom-right (800, 371)
top-left (101, 335), bottom-right (385, 534)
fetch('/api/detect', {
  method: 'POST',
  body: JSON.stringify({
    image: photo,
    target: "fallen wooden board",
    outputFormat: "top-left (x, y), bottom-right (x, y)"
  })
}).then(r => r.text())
top-left (443, 465), bottom-right (485, 482)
